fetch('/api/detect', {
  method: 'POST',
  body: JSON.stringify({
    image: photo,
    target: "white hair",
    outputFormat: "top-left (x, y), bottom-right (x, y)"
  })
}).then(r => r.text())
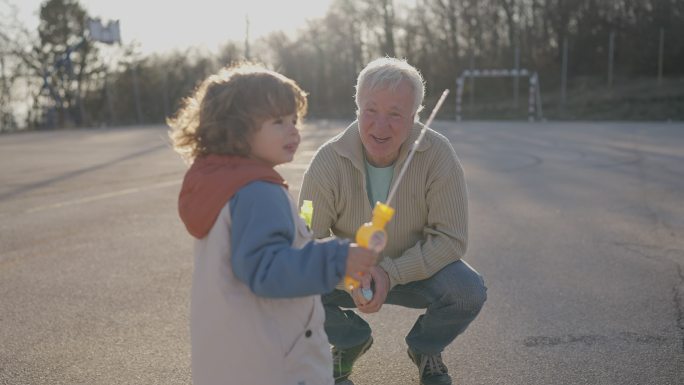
top-left (355, 57), bottom-right (425, 120)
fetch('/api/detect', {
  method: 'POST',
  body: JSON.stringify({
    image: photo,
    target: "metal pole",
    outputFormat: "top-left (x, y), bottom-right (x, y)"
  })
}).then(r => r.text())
top-left (535, 74), bottom-right (544, 121)
top-left (528, 76), bottom-right (535, 122)
top-left (245, 14), bottom-right (251, 60)
top-left (0, 54), bottom-right (7, 132)
top-left (77, 85), bottom-right (86, 127)
top-left (560, 37), bottom-right (568, 111)
top-left (455, 77), bottom-right (464, 121)
top-left (105, 72), bottom-right (115, 126)
top-left (132, 64), bottom-right (143, 124)
top-left (657, 28), bottom-right (664, 85)
top-left (514, 44), bottom-right (520, 107)
top-left (608, 31), bottom-right (615, 88)
top-left (469, 50), bottom-right (475, 108)
top-left (162, 71), bottom-right (170, 118)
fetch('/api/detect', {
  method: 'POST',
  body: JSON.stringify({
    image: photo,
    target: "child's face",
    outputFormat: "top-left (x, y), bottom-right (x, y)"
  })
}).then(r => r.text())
top-left (249, 113), bottom-right (300, 167)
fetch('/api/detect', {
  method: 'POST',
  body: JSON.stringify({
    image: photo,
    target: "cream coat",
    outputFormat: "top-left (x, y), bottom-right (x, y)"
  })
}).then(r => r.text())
top-left (299, 121), bottom-right (468, 289)
top-left (190, 187), bottom-right (333, 385)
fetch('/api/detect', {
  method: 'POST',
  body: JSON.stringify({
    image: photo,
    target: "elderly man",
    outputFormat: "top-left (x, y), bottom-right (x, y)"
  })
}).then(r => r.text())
top-left (299, 57), bottom-right (486, 385)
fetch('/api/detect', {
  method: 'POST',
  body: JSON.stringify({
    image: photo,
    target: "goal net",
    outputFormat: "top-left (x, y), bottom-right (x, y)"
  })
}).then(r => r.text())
top-left (455, 69), bottom-right (543, 121)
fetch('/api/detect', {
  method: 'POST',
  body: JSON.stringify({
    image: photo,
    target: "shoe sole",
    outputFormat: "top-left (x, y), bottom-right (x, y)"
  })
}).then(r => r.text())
top-left (360, 336), bottom-right (374, 355)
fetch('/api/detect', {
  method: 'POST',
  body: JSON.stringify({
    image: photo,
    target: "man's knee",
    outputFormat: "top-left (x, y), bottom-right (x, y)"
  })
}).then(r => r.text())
top-left (465, 277), bottom-right (487, 314)
top-left (440, 263), bottom-right (487, 315)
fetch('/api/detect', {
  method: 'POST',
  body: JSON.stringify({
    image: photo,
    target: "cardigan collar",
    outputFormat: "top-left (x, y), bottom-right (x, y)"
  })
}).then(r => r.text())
top-left (331, 120), bottom-right (432, 171)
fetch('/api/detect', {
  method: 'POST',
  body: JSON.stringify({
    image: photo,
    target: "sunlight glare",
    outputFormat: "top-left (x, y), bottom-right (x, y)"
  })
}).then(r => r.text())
top-left (14, 0), bottom-right (333, 54)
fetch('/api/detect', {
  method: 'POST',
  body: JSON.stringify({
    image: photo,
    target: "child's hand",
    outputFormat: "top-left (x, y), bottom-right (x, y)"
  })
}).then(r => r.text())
top-left (345, 243), bottom-right (379, 281)
top-left (351, 267), bottom-right (377, 308)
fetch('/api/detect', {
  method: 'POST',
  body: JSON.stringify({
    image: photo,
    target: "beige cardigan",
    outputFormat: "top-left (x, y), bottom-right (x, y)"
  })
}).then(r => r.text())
top-left (299, 121), bottom-right (468, 289)
top-left (191, 187), bottom-right (333, 385)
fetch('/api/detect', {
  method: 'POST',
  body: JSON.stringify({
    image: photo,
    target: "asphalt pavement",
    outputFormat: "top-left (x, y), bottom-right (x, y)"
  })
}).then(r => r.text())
top-left (1, 121), bottom-right (682, 384)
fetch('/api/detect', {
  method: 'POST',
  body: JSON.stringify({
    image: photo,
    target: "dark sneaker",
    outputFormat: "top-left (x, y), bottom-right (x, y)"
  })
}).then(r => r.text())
top-left (407, 348), bottom-right (452, 385)
top-left (332, 337), bottom-right (374, 384)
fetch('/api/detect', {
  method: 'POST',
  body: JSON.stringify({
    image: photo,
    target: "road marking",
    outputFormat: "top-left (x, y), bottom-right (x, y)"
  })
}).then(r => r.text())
top-left (5, 162), bottom-right (310, 216)
top-left (23, 179), bottom-right (181, 214)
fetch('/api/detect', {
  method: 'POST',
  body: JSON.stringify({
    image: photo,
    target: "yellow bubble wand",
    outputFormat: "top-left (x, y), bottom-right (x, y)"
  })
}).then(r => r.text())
top-left (346, 89), bottom-right (451, 300)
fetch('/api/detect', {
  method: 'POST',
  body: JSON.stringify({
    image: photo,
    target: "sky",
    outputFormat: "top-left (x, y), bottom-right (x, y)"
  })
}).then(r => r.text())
top-left (13, 0), bottom-right (335, 55)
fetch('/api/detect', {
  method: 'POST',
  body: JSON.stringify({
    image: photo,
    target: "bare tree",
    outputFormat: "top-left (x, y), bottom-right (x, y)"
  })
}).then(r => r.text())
top-left (0, 0), bottom-right (39, 130)
top-left (381, 0), bottom-right (396, 56)
top-left (34, 0), bottom-right (102, 127)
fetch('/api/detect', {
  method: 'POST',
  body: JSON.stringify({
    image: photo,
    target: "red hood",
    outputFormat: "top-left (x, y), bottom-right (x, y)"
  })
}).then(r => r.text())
top-left (178, 155), bottom-right (287, 239)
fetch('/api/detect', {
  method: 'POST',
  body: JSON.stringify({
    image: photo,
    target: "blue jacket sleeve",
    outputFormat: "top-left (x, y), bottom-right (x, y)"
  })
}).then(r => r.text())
top-left (230, 181), bottom-right (349, 298)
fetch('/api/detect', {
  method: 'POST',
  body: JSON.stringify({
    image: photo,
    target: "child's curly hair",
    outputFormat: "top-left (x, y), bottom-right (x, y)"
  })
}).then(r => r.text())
top-left (168, 63), bottom-right (308, 162)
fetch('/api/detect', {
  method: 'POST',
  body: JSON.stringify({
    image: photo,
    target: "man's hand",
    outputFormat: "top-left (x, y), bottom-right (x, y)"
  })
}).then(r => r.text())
top-left (356, 266), bottom-right (390, 314)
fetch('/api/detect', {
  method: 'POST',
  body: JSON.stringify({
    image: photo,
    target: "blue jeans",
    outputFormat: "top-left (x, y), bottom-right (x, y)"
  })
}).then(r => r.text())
top-left (322, 260), bottom-right (487, 355)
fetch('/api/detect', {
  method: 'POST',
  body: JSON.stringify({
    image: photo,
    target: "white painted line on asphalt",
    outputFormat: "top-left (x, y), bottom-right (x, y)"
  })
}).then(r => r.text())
top-left (5, 163), bottom-right (310, 217)
top-left (23, 179), bottom-right (182, 214)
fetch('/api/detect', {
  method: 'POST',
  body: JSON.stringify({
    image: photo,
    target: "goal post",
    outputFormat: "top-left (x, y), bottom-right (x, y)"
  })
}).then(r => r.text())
top-left (455, 69), bottom-right (543, 121)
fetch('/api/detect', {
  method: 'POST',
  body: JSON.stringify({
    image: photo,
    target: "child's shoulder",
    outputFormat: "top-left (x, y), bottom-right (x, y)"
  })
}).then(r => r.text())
top-left (235, 180), bottom-right (287, 199)
top-left (231, 181), bottom-right (293, 220)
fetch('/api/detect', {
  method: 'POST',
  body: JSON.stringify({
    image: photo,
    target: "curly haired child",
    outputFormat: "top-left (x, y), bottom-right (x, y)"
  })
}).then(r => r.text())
top-left (168, 63), bottom-right (378, 385)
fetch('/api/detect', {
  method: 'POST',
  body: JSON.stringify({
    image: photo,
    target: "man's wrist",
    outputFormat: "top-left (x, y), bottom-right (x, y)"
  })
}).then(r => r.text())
top-left (378, 258), bottom-right (397, 289)
top-left (379, 266), bottom-right (389, 283)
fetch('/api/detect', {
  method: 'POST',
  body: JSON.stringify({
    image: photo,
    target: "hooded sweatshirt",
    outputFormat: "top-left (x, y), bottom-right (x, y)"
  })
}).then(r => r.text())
top-left (178, 154), bottom-right (287, 239)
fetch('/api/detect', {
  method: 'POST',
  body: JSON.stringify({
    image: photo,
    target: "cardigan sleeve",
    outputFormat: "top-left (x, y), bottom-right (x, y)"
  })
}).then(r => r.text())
top-left (379, 139), bottom-right (468, 288)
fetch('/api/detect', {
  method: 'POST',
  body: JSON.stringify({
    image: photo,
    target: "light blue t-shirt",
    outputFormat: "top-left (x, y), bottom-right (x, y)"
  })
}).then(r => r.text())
top-left (364, 158), bottom-right (395, 207)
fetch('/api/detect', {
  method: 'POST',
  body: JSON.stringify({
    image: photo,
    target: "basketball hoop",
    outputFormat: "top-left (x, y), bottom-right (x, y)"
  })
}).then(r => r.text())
top-left (87, 18), bottom-right (121, 45)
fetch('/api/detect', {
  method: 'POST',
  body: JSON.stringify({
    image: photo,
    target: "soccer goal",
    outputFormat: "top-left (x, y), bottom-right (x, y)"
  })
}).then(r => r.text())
top-left (455, 69), bottom-right (543, 121)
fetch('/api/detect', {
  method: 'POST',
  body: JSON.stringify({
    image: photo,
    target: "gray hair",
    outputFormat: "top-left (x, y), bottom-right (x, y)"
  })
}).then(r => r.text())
top-left (355, 57), bottom-right (425, 120)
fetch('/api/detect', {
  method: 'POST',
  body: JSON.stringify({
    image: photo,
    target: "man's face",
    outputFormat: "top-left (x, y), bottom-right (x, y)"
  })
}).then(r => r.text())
top-left (357, 80), bottom-right (415, 167)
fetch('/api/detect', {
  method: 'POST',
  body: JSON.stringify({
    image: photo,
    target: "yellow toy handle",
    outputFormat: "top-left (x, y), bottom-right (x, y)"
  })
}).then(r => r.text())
top-left (344, 202), bottom-right (395, 295)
